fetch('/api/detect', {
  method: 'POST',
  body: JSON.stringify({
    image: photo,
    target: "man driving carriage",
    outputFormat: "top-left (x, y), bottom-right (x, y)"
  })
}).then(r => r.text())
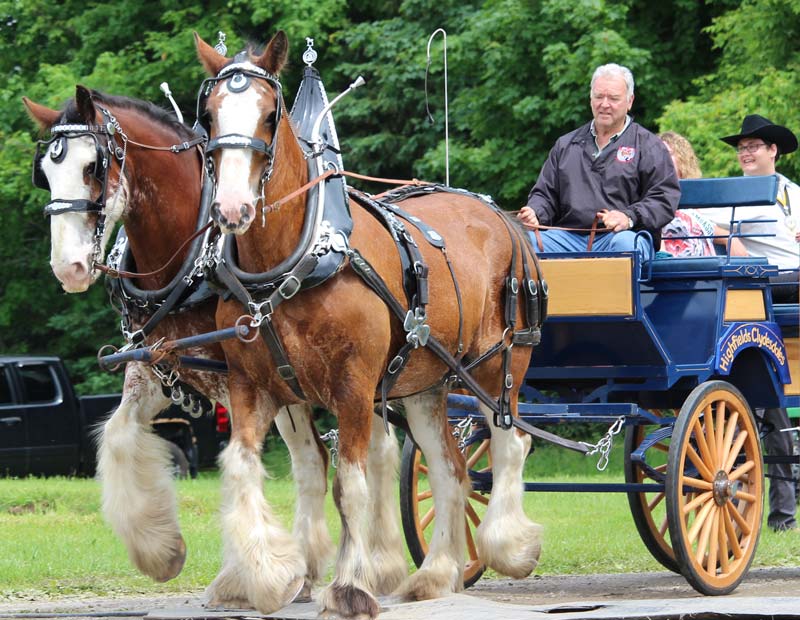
top-left (517, 63), bottom-right (680, 260)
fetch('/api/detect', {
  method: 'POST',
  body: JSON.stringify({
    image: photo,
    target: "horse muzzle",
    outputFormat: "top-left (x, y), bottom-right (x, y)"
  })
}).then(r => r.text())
top-left (211, 201), bottom-right (255, 234)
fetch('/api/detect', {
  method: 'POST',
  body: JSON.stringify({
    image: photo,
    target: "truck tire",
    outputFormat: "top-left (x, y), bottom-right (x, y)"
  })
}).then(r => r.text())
top-left (167, 442), bottom-right (190, 479)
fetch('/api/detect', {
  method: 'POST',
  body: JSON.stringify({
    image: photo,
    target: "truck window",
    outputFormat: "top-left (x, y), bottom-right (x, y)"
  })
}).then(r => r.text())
top-left (0, 367), bottom-right (11, 405)
top-left (18, 364), bottom-right (58, 403)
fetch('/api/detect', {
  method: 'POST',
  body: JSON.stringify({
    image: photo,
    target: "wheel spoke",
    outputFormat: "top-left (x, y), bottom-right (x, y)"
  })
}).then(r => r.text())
top-left (466, 439), bottom-right (490, 469)
top-left (728, 460), bottom-right (755, 481)
top-left (718, 512), bottom-right (730, 573)
top-left (723, 430), bottom-right (748, 473)
top-left (725, 501), bottom-right (751, 536)
top-left (695, 504), bottom-right (717, 565)
top-left (419, 463), bottom-right (429, 475)
top-left (417, 489), bottom-right (433, 502)
top-left (688, 497), bottom-right (715, 543)
top-left (715, 401), bottom-right (726, 469)
top-left (682, 474), bottom-right (713, 492)
top-left (720, 411), bottom-right (740, 469)
top-left (420, 506), bottom-right (435, 530)
top-left (686, 444), bottom-right (715, 482)
top-left (692, 419), bottom-right (716, 474)
top-left (706, 508), bottom-right (720, 573)
top-left (465, 501), bottom-right (482, 527)
top-left (647, 491), bottom-right (665, 511)
top-left (703, 404), bottom-right (719, 467)
top-left (469, 491), bottom-right (490, 506)
top-left (734, 489), bottom-right (757, 504)
top-left (683, 491), bottom-right (713, 515)
top-left (465, 517), bottom-right (479, 560)
top-left (723, 504), bottom-right (745, 557)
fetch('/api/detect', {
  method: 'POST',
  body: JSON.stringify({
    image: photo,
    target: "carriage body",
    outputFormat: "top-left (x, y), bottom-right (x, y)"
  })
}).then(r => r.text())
top-left (405, 174), bottom-right (799, 594)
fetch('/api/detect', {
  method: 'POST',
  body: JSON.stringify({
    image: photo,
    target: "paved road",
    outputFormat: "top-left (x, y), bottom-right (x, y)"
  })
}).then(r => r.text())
top-left (1, 569), bottom-right (799, 619)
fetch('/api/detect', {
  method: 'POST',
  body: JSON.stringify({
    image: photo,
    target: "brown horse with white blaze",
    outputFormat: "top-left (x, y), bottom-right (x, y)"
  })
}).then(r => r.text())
top-left (22, 87), bottom-right (344, 605)
top-left (195, 31), bottom-right (545, 618)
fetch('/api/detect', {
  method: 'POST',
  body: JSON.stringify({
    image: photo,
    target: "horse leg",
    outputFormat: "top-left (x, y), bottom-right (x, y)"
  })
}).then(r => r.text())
top-left (366, 419), bottom-right (407, 595)
top-left (206, 386), bottom-right (305, 613)
top-left (274, 404), bottom-right (333, 601)
top-left (96, 363), bottom-right (186, 582)
top-left (318, 405), bottom-right (381, 619)
top-left (393, 391), bottom-right (467, 601)
top-left (475, 401), bottom-right (541, 577)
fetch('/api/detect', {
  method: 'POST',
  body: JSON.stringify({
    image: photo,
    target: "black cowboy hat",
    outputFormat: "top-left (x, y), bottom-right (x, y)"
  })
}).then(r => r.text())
top-left (720, 114), bottom-right (798, 154)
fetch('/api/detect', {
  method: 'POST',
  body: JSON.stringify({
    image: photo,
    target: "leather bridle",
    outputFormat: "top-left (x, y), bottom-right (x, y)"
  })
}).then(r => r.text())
top-left (196, 56), bottom-right (284, 214)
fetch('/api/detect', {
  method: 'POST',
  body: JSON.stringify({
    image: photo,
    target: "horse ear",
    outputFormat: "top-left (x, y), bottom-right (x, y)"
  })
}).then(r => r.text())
top-left (22, 97), bottom-right (61, 131)
top-left (75, 85), bottom-right (97, 124)
top-left (194, 31), bottom-right (228, 76)
top-left (256, 30), bottom-right (289, 76)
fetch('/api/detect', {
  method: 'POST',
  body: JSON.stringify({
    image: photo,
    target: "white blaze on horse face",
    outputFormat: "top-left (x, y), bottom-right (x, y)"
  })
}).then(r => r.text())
top-left (42, 136), bottom-right (100, 293)
top-left (213, 84), bottom-right (262, 233)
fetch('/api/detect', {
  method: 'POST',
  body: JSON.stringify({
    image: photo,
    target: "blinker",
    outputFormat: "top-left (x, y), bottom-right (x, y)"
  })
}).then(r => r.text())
top-left (50, 137), bottom-right (67, 163)
top-left (228, 72), bottom-right (250, 93)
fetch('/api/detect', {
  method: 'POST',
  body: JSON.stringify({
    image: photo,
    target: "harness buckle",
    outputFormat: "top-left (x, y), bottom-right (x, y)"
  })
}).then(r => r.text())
top-left (278, 275), bottom-right (302, 300)
top-left (277, 364), bottom-right (297, 380)
top-left (387, 355), bottom-right (405, 374)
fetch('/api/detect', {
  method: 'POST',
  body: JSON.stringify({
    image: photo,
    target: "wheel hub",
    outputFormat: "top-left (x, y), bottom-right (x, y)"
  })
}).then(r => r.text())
top-left (713, 470), bottom-right (739, 505)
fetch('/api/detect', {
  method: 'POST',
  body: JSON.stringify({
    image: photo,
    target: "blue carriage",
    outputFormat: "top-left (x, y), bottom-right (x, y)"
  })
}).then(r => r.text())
top-left (400, 173), bottom-right (799, 595)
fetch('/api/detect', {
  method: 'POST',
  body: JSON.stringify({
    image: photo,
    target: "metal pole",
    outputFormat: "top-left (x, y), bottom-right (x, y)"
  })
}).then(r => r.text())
top-left (426, 28), bottom-right (449, 186)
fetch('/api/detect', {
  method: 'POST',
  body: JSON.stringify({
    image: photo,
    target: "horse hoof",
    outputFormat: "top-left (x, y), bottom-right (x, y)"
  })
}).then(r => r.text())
top-left (319, 583), bottom-right (381, 620)
top-left (148, 535), bottom-right (186, 583)
top-left (293, 579), bottom-right (313, 604)
top-left (282, 576), bottom-right (306, 607)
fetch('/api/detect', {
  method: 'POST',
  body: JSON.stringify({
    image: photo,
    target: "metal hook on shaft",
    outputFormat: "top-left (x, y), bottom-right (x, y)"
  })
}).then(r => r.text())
top-left (426, 28), bottom-right (449, 186)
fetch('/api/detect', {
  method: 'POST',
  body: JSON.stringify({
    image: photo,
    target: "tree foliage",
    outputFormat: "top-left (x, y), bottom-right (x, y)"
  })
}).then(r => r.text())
top-left (0, 0), bottom-right (791, 390)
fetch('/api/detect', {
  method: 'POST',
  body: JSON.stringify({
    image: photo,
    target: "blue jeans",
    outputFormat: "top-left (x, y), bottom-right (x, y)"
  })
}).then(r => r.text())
top-left (528, 229), bottom-right (654, 261)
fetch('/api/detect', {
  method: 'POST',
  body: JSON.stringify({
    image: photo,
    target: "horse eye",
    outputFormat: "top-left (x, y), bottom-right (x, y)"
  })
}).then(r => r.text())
top-left (265, 111), bottom-right (277, 127)
top-left (85, 163), bottom-right (96, 177)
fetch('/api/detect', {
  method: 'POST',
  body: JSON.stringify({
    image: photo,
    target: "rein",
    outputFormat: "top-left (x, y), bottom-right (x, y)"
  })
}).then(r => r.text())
top-left (264, 169), bottom-right (434, 213)
top-left (510, 212), bottom-right (611, 252)
top-left (96, 221), bottom-right (214, 280)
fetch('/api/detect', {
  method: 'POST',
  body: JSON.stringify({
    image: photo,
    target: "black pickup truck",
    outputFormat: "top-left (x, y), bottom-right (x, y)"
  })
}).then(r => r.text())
top-left (0, 355), bottom-right (229, 478)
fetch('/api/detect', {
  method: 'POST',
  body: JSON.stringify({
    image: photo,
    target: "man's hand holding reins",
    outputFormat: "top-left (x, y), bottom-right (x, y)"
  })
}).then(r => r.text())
top-left (517, 206), bottom-right (539, 229)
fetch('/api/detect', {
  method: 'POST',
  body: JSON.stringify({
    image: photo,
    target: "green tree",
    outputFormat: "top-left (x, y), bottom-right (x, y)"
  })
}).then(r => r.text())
top-left (658, 0), bottom-right (800, 179)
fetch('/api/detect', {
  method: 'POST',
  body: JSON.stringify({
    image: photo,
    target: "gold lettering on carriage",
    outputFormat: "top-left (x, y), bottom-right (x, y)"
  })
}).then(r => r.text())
top-left (718, 323), bottom-right (786, 372)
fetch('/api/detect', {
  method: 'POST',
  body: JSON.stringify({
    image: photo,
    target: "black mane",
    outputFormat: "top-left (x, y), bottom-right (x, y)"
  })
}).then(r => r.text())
top-left (59, 90), bottom-right (196, 140)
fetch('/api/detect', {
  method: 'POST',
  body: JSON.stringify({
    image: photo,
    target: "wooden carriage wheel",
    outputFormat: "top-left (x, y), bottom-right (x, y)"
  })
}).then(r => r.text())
top-left (665, 381), bottom-right (763, 595)
top-left (623, 410), bottom-right (680, 573)
top-left (399, 432), bottom-right (490, 588)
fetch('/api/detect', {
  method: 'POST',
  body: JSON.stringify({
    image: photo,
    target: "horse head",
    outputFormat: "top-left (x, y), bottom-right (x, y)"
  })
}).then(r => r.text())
top-left (195, 31), bottom-right (291, 235)
top-left (23, 86), bottom-right (128, 292)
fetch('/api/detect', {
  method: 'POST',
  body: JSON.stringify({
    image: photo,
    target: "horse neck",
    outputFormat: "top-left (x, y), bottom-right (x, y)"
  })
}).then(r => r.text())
top-left (117, 111), bottom-right (203, 289)
top-left (235, 116), bottom-right (309, 271)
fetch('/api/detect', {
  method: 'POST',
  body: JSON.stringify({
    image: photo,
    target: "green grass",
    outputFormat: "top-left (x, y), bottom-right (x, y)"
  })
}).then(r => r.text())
top-left (0, 441), bottom-right (797, 601)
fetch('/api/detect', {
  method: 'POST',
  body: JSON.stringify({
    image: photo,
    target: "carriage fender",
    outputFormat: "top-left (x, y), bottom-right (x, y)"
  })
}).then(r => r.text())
top-left (715, 322), bottom-right (791, 384)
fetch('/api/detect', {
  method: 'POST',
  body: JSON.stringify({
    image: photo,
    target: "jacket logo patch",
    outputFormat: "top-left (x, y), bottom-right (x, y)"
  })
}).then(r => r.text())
top-left (616, 146), bottom-right (636, 163)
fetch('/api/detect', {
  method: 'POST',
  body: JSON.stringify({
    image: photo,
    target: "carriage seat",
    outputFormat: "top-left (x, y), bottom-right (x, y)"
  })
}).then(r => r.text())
top-left (648, 255), bottom-right (773, 278)
top-left (648, 175), bottom-right (781, 279)
top-left (677, 174), bottom-right (779, 209)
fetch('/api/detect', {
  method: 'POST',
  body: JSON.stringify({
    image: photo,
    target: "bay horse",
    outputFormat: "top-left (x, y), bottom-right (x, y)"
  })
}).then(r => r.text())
top-left (21, 87), bottom-right (379, 605)
top-left (195, 31), bottom-right (545, 618)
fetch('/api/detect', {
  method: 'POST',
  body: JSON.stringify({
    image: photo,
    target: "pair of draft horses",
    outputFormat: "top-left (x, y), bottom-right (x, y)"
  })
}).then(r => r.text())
top-left (25, 31), bottom-right (545, 618)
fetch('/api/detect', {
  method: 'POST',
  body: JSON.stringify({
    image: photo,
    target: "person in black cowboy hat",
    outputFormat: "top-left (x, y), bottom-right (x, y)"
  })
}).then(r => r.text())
top-left (708, 114), bottom-right (800, 289)
top-left (709, 114), bottom-right (800, 532)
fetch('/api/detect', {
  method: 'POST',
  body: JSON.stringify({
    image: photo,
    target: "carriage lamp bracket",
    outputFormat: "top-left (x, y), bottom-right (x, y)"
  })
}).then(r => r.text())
top-left (321, 428), bottom-right (339, 469)
top-left (580, 416), bottom-right (624, 471)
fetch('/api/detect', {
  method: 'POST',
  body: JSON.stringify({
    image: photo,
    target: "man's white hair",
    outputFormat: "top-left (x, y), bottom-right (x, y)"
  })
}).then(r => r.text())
top-left (590, 63), bottom-right (634, 99)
